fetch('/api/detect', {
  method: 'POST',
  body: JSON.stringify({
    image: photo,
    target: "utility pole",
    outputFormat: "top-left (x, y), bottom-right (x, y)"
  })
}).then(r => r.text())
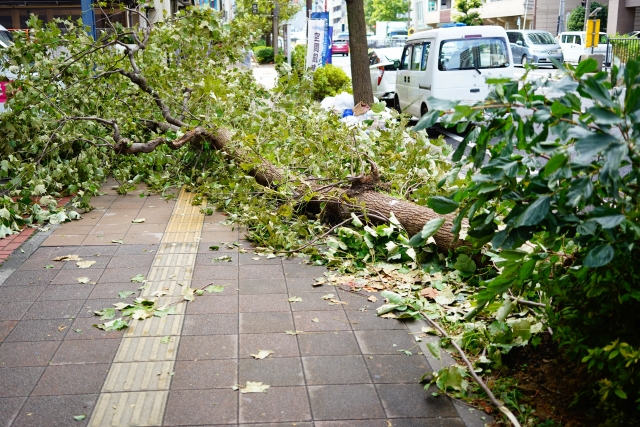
top-left (273, 1), bottom-right (279, 57)
top-left (583, 0), bottom-right (591, 31)
top-left (557, 0), bottom-right (565, 34)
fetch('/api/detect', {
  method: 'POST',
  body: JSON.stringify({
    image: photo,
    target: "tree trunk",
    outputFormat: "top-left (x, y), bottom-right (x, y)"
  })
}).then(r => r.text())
top-left (346, 0), bottom-right (374, 105)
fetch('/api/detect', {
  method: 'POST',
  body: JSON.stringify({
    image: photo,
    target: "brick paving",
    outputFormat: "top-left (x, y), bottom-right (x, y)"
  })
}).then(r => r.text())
top-left (0, 179), bottom-right (489, 427)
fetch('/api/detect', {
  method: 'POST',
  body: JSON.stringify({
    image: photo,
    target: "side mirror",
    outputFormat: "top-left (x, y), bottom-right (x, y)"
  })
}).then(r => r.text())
top-left (516, 41), bottom-right (523, 46)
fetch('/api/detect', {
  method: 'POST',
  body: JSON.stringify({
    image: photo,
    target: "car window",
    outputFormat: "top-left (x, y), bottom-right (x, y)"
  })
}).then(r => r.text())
top-left (369, 53), bottom-right (378, 65)
top-left (411, 44), bottom-right (423, 70)
top-left (576, 36), bottom-right (581, 45)
top-left (527, 32), bottom-right (555, 45)
top-left (598, 34), bottom-right (608, 44)
top-left (517, 33), bottom-right (525, 44)
top-left (439, 37), bottom-right (510, 71)
top-left (507, 32), bottom-right (517, 43)
top-left (421, 42), bottom-right (431, 71)
top-left (400, 45), bottom-right (411, 70)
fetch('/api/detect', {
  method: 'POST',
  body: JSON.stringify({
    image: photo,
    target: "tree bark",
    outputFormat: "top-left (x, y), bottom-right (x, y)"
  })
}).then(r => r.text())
top-left (346, 0), bottom-right (374, 105)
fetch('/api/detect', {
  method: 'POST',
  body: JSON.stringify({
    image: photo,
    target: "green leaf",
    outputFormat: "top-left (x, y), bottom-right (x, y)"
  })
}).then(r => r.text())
top-left (209, 245), bottom-right (220, 251)
top-left (205, 285), bottom-right (225, 293)
top-left (516, 196), bottom-right (551, 227)
top-left (583, 244), bottom-right (614, 268)
top-left (118, 291), bottom-right (136, 299)
top-left (541, 153), bottom-right (566, 177)
top-left (130, 274), bottom-right (146, 283)
top-left (427, 196), bottom-right (459, 215)
top-left (575, 58), bottom-right (598, 76)
top-left (587, 107), bottom-right (623, 125)
top-left (592, 215), bottom-right (625, 229)
top-left (614, 388), bottom-right (628, 399)
top-left (427, 341), bottom-right (441, 360)
top-left (412, 109), bottom-right (440, 132)
top-left (160, 336), bottom-right (171, 344)
top-left (453, 254), bottom-right (476, 274)
top-left (73, 415), bottom-right (86, 421)
top-left (408, 218), bottom-right (445, 247)
top-left (95, 307), bottom-right (116, 320)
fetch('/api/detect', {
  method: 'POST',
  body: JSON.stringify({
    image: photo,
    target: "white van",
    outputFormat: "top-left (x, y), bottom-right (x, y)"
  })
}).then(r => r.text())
top-left (395, 26), bottom-right (514, 118)
top-left (559, 31), bottom-right (610, 64)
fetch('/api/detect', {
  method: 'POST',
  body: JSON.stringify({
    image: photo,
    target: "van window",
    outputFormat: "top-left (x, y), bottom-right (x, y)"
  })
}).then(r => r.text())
top-left (507, 32), bottom-right (517, 43)
top-left (421, 42), bottom-right (431, 71)
top-left (438, 37), bottom-right (510, 71)
top-left (598, 34), bottom-right (608, 44)
top-left (0, 30), bottom-right (12, 47)
top-left (411, 44), bottom-right (423, 70)
top-left (527, 32), bottom-right (555, 45)
top-left (400, 45), bottom-right (411, 70)
top-left (575, 36), bottom-right (581, 45)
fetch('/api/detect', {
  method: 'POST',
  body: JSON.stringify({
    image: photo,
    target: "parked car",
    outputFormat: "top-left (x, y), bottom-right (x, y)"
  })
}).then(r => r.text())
top-left (334, 32), bottom-right (349, 40)
top-left (395, 25), bottom-right (514, 118)
top-left (368, 47), bottom-right (403, 106)
top-left (332, 39), bottom-right (349, 56)
top-left (506, 30), bottom-right (563, 67)
top-left (559, 31), bottom-right (611, 64)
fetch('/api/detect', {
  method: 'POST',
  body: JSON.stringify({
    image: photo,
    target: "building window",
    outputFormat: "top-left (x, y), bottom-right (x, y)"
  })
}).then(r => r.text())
top-left (416, 1), bottom-right (424, 23)
top-left (441, 0), bottom-right (448, 8)
top-left (428, 0), bottom-right (437, 12)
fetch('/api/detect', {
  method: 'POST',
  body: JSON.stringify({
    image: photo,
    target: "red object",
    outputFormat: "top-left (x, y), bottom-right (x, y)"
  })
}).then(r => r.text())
top-left (377, 66), bottom-right (384, 85)
top-left (331, 39), bottom-right (349, 56)
top-left (0, 81), bottom-right (8, 103)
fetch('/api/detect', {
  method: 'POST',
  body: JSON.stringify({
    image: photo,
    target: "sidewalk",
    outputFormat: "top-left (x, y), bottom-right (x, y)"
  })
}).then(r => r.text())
top-left (0, 180), bottom-right (488, 426)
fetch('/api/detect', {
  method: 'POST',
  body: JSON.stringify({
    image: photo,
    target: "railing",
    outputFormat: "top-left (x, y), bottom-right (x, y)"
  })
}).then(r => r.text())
top-left (607, 37), bottom-right (640, 66)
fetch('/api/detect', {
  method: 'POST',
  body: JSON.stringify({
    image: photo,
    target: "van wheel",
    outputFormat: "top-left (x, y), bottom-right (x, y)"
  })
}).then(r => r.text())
top-left (394, 95), bottom-right (401, 113)
top-left (420, 103), bottom-right (428, 118)
top-left (521, 55), bottom-right (528, 66)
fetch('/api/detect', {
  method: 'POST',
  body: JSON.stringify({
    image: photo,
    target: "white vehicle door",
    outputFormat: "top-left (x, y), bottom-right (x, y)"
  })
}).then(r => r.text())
top-left (406, 41), bottom-right (431, 117)
top-left (396, 45), bottom-right (412, 111)
top-left (561, 34), bottom-right (581, 63)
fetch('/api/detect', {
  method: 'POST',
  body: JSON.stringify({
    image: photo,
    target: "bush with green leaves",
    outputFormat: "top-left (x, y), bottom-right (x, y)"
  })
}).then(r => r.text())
top-left (254, 46), bottom-right (274, 64)
top-left (311, 64), bottom-right (352, 100)
top-left (291, 44), bottom-right (306, 74)
top-left (418, 59), bottom-right (640, 423)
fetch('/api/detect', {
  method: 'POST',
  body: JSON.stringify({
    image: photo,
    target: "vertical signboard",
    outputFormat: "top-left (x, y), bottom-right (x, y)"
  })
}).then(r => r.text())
top-left (306, 11), bottom-right (330, 70)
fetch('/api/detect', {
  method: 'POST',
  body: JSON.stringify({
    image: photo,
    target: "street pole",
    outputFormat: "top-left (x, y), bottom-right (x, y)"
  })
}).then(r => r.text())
top-left (558, 0), bottom-right (565, 34)
top-left (583, 0), bottom-right (591, 31)
top-left (523, 0), bottom-right (529, 30)
top-left (273, 1), bottom-right (279, 57)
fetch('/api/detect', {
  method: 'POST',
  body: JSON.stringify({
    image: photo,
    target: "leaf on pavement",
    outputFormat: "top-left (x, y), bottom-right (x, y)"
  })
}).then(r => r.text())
top-left (367, 295), bottom-right (378, 302)
top-left (44, 265), bottom-right (54, 269)
top-left (130, 274), bottom-right (146, 283)
top-left (118, 291), bottom-right (136, 299)
top-left (434, 286), bottom-right (455, 305)
top-left (321, 293), bottom-right (335, 300)
top-left (212, 255), bottom-right (232, 262)
top-left (77, 260), bottom-right (96, 269)
top-left (328, 298), bottom-right (347, 305)
top-left (250, 350), bottom-right (274, 359)
top-left (111, 239), bottom-right (124, 244)
top-left (205, 285), bottom-right (225, 293)
top-left (52, 254), bottom-right (82, 261)
top-left (287, 296), bottom-right (302, 303)
top-left (312, 318), bottom-right (319, 322)
top-left (285, 330), bottom-right (302, 335)
top-left (160, 336), bottom-right (171, 344)
top-left (420, 287), bottom-right (439, 300)
top-left (77, 277), bottom-right (90, 284)
top-left (73, 415), bottom-right (86, 421)
top-left (131, 218), bottom-right (146, 223)
top-left (239, 381), bottom-right (270, 393)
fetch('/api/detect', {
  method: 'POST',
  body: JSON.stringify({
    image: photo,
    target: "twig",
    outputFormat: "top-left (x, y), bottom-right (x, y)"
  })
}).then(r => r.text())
top-left (281, 216), bottom-right (355, 254)
top-left (508, 296), bottom-right (546, 308)
top-left (420, 311), bottom-right (522, 427)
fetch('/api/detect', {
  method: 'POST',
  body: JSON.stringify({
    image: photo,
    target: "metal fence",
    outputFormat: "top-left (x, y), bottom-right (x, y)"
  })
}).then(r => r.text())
top-left (607, 37), bottom-right (640, 66)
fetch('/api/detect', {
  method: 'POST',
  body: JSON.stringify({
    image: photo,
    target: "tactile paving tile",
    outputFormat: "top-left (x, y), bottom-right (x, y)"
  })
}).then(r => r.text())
top-left (90, 188), bottom-right (204, 426)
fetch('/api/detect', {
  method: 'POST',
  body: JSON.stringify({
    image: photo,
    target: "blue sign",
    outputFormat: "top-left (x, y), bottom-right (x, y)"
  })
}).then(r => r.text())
top-left (310, 12), bottom-right (331, 66)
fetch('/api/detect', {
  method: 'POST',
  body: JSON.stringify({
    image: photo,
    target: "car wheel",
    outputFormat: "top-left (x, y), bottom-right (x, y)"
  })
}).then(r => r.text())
top-left (394, 95), bottom-right (401, 113)
top-left (420, 103), bottom-right (428, 118)
top-left (521, 55), bottom-right (527, 66)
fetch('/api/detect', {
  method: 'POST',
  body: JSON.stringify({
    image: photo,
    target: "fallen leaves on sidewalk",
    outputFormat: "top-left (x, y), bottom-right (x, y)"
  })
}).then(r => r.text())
top-left (77, 277), bottom-right (90, 284)
top-left (52, 254), bottom-right (82, 261)
top-left (238, 382), bottom-right (270, 393)
top-left (77, 260), bottom-right (96, 268)
top-left (250, 350), bottom-right (274, 359)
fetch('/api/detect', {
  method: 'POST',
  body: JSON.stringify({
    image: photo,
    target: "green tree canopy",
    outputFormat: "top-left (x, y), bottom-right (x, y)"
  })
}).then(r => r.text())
top-left (567, 2), bottom-right (608, 32)
top-left (454, 0), bottom-right (483, 26)
top-left (365, 0), bottom-right (408, 26)
top-left (235, 0), bottom-right (301, 40)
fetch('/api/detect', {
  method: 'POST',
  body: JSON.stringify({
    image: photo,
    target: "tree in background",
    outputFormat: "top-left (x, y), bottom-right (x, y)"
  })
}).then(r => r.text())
top-left (453, 0), bottom-right (483, 26)
top-left (235, 0), bottom-right (301, 46)
top-left (346, 0), bottom-right (374, 105)
top-left (367, 0), bottom-right (408, 24)
top-left (364, 0), bottom-right (374, 28)
top-left (567, 2), bottom-right (608, 31)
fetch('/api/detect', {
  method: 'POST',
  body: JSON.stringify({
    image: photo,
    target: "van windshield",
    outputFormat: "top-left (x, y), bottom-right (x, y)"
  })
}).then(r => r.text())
top-left (527, 32), bottom-right (555, 45)
top-left (438, 37), bottom-right (510, 71)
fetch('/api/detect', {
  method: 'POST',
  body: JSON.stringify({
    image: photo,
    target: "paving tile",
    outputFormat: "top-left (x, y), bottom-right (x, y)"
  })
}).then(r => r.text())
top-left (72, 245), bottom-right (120, 257)
top-left (0, 321), bottom-right (18, 341)
top-left (114, 244), bottom-right (160, 255)
top-left (88, 282), bottom-right (139, 300)
top-left (185, 295), bottom-right (238, 314)
top-left (238, 252), bottom-right (283, 265)
top-left (292, 310), bottom-right (351, 332)
top-left (239, 386), bottom-right (311, 424)
top-left (50, 339), bottom-right (120, 365)
top-left (345, 309), bottom-right (408, 330)
top-left (176, 335), bottom-right (238, 360)
top-left (0, 397), bottom-right (26, 427)
top-left (298, 331), bottom-right (361, 356)
top-left (65, 317), bottom-right (125, 340)
top-left (0, 366), bottom-right (45, 397)
top-left (192, 265), bottom-right (238, 281)
top-left (0, 341), bottom-right (59, 368)
top-left (164, 389), bottom-right (237, 426)
top-left (354, 330), bottom-right (418, 355)
top-left (195, 252), bottom-right (239, 265)
top-left (288, 292), bottom-right (346, 312)
top-left (302, 355), bottom-right (372, 385)
top-left (28, 246), bottom-right (80, 259)
top-left (53, 225), bottom-right (95, 235)
top-left (126, 223), bottom-right (168, 233)
top-left (81, 234), bottom-right (127, 245)
top-left (60, 256), bottom-right (110, 270)
top-left (239, 312), bottom-right (294, 334)
top-left (181, 314), bottom-right (238, 335)
top-left (50, 268), bottom-right (104, 285)
top-left (4, 318), bottom-right (73, 342)
top-left (16, 258), bottom-right (64, 271)
top-left (3, 270), bottom-right (57, 286)
top-left (365, 354), bottom-right (432, 383)
top-left (0, 302), bottom-right (32, 321)
top-left (199, 231), bottom-right (240, 242)
top-left (0, 286), bottom-right (46, 302)
top-left (12, 394), bottom-right (97, 427)
top-left (239, 293), bottom-right (290, 312)
top-left (315, 421), bottom-right (388, 427)
top-left (308, 384), bottom-right (385, 420)
top-left (77, 298), bottom-right (128, 318)
top-left (334, 290), bottom-right (378, 309)
top-left (285, 277), bottom-right (331, 294)
top-left (282, 263), bottom-right (328, 278)
top-left (98, 268), bottom-right (149, 283)
top-left (386, 418), bottom-right (466, 427)
top-left (36, 284), bottom-right (94, 301)
top-left (121, 233), bottom-right (164, 244)
top-left (377, 383), bottom-right (458, 418)
top-left (171, 359), bottom-right (238, 389)
top-left (239, 264), bottom-right (284, 280)
top-left (31, 363), bottom-right (110, 396)
top-left (238, 278), bottom-right (287, 295)
top-left (239, 333), bottom-right (300, 359)
top-left (240, 423), bottom-right (313, 427)
top-left (41, 235), bottom-right (86, 246)
top-left (239, 357), bottom-right (304, 386)
top-left (198, 242), bottom-right (246, 253)
top-left (22, 299), bottom-right (85, 320)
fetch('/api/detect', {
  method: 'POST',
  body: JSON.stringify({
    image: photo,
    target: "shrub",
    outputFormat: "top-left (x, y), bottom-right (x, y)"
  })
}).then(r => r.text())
top-left (254, 46), bottom-right (274, 64)
top-left (311, 64), bottom-right (351, 100)
top-left (291, 44), bottom-right (306, 74)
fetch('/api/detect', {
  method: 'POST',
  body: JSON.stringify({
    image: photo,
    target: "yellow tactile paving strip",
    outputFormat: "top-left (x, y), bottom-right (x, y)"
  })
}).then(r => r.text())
top-left (89, 189), bottom-right (204, 427)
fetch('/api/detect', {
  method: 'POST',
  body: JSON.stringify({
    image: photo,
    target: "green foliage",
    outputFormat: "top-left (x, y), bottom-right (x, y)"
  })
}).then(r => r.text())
top-left (254, 46), bottom-right (274, 64)
top-left (234, 0), bottom-right (302, 38)
top-left (291, 44), bottom-right (307, 74)
top-left (368, 0), bottom-right (409, 24)
top-left (430, 59), bottom-right (640, 422)
top-left (312, 64), bottom-right (352, 100)
top-left (454, 0), bottom-right (483, 26)
top-left (567, 2), bottom-right (608, 32)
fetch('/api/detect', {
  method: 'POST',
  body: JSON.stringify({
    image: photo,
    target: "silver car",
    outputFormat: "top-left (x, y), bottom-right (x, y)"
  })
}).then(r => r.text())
top-left (507, 30), bottom-right (563, 67)
top-left (368, 48), bottom-right (403, 106)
